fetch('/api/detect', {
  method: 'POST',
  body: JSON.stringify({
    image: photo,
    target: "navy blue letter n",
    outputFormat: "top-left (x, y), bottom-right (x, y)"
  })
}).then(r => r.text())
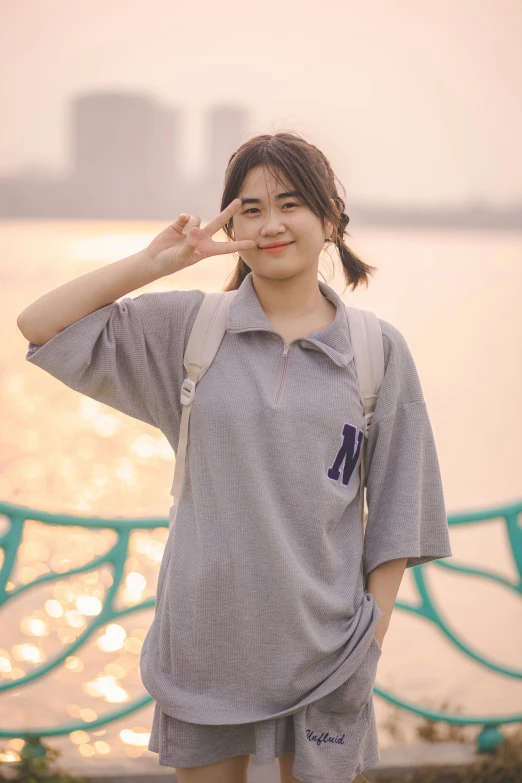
top-left (327, 423), bottom-right (363, 486)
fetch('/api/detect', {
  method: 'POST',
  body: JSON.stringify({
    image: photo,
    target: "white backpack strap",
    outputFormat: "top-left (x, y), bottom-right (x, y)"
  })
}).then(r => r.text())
top-left (170, 290), bottom-right (237, 503)
top-left (344, 307), bottom-right (384, 546)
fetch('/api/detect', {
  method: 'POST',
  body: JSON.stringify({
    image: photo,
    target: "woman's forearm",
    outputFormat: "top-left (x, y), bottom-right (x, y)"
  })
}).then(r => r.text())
top-left (367, 557), bottom-right (408, 648)
top-left (16, 248), bottom-right (168, 346)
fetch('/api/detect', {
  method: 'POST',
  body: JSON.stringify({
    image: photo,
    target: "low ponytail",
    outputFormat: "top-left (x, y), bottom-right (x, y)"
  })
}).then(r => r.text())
top-left (328, 208), bottom-right (378, 293)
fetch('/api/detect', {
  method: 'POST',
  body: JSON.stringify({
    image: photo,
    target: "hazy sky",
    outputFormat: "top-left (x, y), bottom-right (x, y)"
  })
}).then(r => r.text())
top-left (1, 0), bottom-right (521, 206)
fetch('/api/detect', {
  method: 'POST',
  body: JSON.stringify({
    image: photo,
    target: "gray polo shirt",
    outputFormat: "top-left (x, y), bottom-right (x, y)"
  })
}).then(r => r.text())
top-left (25, 269), bottom-right (452, 780)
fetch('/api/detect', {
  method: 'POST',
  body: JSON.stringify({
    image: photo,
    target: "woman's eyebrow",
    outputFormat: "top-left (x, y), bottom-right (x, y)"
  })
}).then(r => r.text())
top-left (239, 190), bottom-right (300, 205)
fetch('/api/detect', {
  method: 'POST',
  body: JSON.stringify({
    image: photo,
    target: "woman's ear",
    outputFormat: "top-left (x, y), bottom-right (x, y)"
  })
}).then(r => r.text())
top-left (325, 198), bottom-right (337, 241)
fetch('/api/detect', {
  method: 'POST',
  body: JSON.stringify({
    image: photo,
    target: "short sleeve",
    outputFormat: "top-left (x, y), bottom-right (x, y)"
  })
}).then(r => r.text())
top-left (25, 286), bottom-right (206, 432)
top-left (362, 319), bottom-right (453, 573)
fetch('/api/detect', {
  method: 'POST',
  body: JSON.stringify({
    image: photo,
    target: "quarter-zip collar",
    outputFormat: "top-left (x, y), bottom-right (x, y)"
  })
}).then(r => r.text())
top-left (226, 271), bottom-right (354, 367)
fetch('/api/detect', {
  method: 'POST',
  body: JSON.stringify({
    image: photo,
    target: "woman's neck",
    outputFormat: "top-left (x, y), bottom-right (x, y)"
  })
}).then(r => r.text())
top-left (251, 272), bottom-right (331, 320)
top-left (250, 272), bottom-right (337, 343)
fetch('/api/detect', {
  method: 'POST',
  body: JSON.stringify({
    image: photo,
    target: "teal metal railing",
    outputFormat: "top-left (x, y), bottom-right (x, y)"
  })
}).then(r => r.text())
top-left (0, 498), bottom-right (520, 759)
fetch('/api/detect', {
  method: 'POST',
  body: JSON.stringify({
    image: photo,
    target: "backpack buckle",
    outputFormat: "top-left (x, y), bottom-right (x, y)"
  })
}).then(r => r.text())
top-left (180, 377), bottom-right (196, 406)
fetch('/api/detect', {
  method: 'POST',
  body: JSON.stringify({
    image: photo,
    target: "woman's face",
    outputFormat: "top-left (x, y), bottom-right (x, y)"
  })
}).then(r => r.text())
top-left (232, 166), bottom-right (334, 281)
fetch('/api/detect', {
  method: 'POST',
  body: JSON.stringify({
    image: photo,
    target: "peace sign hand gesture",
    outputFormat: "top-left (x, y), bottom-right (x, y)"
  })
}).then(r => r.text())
top-left (147, 199), bottom-right (256, 275)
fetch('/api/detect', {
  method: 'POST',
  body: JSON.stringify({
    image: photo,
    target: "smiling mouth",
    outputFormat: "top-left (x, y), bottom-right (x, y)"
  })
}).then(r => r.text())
top-left (261, 242), bottom-right (294, 252)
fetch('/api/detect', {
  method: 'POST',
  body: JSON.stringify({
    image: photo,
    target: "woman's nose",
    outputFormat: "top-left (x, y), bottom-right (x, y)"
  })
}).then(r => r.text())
top-left (261, 220), bottom-right (286, 234)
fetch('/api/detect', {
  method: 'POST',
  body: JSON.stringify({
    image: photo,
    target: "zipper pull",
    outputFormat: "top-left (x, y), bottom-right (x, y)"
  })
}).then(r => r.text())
top-left (282, 344), bottom-right (290, 356)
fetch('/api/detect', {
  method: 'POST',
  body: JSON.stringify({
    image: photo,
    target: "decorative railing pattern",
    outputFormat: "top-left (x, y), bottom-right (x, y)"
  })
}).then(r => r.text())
top-left (0, 498), bottom-right (520, 759)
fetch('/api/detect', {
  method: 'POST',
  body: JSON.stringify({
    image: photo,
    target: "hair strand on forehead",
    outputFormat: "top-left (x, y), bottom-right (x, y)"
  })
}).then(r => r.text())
top-left (219, 131), bottom-right (378, 293)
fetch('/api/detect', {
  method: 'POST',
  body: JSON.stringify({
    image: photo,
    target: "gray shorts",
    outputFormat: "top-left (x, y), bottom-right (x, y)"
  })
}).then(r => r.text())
top-left (147, 638), bottom-right (382, 781)
top-left (148, 701), bottom-right (295, 769)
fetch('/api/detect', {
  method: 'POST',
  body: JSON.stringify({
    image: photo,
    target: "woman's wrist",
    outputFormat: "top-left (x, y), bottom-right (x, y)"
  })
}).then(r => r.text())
top-left (374, 616), bottom-right (389, 649)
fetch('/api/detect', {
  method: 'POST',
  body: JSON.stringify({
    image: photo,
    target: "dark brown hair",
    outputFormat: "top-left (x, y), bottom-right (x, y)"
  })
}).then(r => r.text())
top-left (220, 131), bottom-right (378, 293)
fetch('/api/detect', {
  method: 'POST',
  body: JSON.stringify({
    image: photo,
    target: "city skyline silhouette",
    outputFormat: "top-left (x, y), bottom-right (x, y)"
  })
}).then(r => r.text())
top-left (1, 90), bottom-right (521, 229)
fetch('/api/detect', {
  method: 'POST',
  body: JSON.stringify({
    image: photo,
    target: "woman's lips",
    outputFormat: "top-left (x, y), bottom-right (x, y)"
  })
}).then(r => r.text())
top-left (261, 242), bottom-right (294, 254)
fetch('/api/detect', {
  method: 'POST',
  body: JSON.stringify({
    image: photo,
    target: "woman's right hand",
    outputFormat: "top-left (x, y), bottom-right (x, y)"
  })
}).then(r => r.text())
top-left (146, 198), bottom-right (257, 275)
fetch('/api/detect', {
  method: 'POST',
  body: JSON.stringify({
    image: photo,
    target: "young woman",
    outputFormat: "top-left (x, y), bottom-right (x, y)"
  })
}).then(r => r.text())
top-left (19, 132), bottom-right (452, 783)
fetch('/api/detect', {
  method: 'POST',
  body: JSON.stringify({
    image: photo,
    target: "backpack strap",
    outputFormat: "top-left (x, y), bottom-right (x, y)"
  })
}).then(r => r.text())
top-left (169, 293), bottom-right (385, 548)
top-left (344, 306), bottom-right (384, 546)
top-left (170, 291), bottom-right (237, 503)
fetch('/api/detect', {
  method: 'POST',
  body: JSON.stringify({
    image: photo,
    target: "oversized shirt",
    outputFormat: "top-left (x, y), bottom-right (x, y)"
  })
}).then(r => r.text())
top-left (25, 264), bottom-right (453, 781)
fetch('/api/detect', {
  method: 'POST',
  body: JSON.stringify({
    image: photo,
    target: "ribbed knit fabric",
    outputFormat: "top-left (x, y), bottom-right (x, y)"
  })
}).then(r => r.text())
top-left (25, 270), bottom-right (452, 782)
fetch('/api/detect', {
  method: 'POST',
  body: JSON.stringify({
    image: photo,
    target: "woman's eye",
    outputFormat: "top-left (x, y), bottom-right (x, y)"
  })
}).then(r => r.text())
top-left (244, 203), bottom-right (297, 215)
